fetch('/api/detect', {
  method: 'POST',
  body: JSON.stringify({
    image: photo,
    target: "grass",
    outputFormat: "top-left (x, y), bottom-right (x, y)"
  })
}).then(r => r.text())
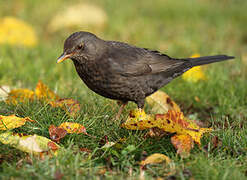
top-left (0, 0), bottom-right (247, 179)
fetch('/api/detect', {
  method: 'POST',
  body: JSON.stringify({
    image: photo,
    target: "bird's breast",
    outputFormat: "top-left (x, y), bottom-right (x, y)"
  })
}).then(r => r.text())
top-left (73, 61), bottom-right (131, 100)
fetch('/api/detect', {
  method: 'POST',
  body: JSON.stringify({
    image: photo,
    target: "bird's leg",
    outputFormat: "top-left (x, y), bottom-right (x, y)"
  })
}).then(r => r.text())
top-left (115, 101), bottom-right (128, 120)
top-left (137, 99), bottom-right (146, 119)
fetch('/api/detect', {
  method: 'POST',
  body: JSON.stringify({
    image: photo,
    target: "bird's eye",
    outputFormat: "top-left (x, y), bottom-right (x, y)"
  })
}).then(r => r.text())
top-left (77, 43), bottom-right (84, 50)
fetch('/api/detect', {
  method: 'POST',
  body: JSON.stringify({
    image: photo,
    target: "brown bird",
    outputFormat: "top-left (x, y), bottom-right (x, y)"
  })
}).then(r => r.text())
top-left (57, 31), bottom-right (234, 119)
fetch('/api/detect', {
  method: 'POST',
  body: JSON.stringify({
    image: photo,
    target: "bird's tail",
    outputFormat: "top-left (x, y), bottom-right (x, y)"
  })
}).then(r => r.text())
top-left (186, 55), bottom-right (234, 67)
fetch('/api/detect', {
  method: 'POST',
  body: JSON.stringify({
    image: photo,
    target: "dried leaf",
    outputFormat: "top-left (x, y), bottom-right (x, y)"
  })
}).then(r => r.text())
top-left (0, 85), bottom-right (10, 101)
top-left (49, 98), bottom-right (80, 118)
top-left (0, 132), bottom-right (60, 155)
top-left (140, 153), bottom-right (171, 166)
top-left (182, 54), bottom-right (207, 82)
top-left (171, 134), bottom-right (194, 158)
top-left (59, 122), bottom-right (87, 135)
top-left (101, 141), bottom-right (116, 149)
top-left (0, 16), bottom-right (38, 47)
top-left (5, 89), bottom-right (35, 105)
top-left (48, 3), bottom-right (108, 33)
top-left (122, 109), bottom-right (212, 146)
top-left (49, 125), bottom-right (67, 143)
top-left (0, 115), bottom-right (35, 130)
top-left (35, 80), bottom-right (59, 102)
top-left (146, 91), bottom-right (181, 114)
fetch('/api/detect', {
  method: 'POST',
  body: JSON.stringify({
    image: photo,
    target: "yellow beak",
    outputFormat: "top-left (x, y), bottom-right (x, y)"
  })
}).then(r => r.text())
top-left (57, 53), bottom-right (72, 63)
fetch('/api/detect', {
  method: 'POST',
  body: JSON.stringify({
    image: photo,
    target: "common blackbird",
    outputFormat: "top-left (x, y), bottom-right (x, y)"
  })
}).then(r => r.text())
top-left (57, 31), bottom-right (234, 118)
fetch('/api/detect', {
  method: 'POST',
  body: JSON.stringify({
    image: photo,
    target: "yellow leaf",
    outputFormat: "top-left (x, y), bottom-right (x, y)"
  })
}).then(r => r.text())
top-left (59, 122), bottom-right (87, 134)
top-left (5, 89), bottom-right (35, 105)
top-left (0, 132), bottom-right (60, 156)
top-left (35, 80), bottom-right (59, 102)
top-left (49, 98), bottom-right (80, 118)
top-left (48, 3), bottom-right (108, 33)
top-left (0, 16), bottom-right (37, 47)
top-left (146, 90), bottom-right (181, 114)
top-left (0, 115), bottom-right (34, 130)
top-left (182, 53), bottom-right (207, 82)
top-left (171, 134), bottom-right (194, 158)
top-left (140, 153), bottom-right (171, 166)
top-left (122, 109), bottom-right (212, 146)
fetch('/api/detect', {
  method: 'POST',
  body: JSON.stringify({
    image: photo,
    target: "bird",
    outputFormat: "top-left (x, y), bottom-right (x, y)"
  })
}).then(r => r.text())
top-left (57, 31), bottom-right (234, 119)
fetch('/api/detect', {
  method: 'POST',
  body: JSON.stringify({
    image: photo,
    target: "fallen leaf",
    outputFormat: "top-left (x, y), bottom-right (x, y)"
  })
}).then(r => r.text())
top-left (49, 125), bottom-right (67, 143)
top-left (146, 90), bottom-right (181, 114)
top-left (0, 16), bottom-right (37, 47)
top-left (101, 141), bottom-right (116, 149)
top-left (48, 3), bottom-right (108, 33)
top-left (123, 109), bottom-right (212, 145)
top-left (35, 80), bottom-right (59, 102)
top-left (49, 98), bottom-right (80, 118)
top-left (79, 147), bottom-right (92, 153)
top-left (0, 132), bottom-right (60, 155)
top-left (182, 53), bottom-right (206, 82)
top-left (0, 115), bottom-right (35, 130)
top-left (59, 122), bottom-right (87, 135)
top-left (171, 134), bottom-right (194, 158)
top-left (5, 89), bottom-right (35, 105)
top-left (140, 153), bottom-right (171, 166)
top-left (54, 169), bottom-right (64, 180)
top-left (0, 85), bottom-right (10, 101)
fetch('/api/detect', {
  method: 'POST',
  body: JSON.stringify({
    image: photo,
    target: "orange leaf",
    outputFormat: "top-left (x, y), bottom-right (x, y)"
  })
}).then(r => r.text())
top-left (171, 134), bottom-right (194, 158)
top-left (49, 98), bottom-right (80, 118)
top-left (146, 90), bottom-right (181, 114)
top-left (0, 115), bottom-right (35, 130)
top-left (59, 122), bottom-right (87, 135)
top-left (5, 89), bottom-right (35, 105)
top-left (49, 125), bottom-right (67, 143)
top-left (35, 80), bottom-right (59, 102)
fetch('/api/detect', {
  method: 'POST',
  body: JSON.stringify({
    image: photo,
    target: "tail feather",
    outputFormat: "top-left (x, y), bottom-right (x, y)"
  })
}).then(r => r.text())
top-left (186, 55), bottom-right (234, 67)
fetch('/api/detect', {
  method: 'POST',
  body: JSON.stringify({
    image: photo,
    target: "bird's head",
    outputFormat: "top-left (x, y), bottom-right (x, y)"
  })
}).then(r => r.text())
top-left (57, 31), bottom-right (105, 64)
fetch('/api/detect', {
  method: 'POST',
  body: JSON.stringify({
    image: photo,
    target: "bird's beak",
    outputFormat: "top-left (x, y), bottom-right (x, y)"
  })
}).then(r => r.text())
top-left (57, 53), bottom-right (72, 64)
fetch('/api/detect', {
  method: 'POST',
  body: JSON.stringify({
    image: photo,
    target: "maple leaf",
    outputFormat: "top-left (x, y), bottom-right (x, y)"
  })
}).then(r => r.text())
top-left (0, 132), bottom-right (60, 156)
top-left (49, 98), bottom-right (80, 118)
top-left (0, 115), bottom-right (35, 130)
top-left (146, 90), bottom-right (181, 114)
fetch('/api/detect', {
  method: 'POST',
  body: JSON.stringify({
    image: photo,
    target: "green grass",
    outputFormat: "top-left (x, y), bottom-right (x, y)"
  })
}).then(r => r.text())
top-left (0, 0), bottom-right (247, 179)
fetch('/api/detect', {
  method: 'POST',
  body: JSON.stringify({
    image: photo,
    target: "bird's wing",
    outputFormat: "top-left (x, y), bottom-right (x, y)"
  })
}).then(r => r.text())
top-left (107, 42), bottom-right (186, 77)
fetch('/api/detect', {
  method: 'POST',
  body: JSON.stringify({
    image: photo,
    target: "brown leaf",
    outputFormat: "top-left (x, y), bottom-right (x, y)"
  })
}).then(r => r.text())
top-left (54, 169), bottom-right (64, 180)
top-left (49, 125), bottom-right (67, 143)
top-left (171, 134), bottom-right (194, 158)
top-left (79, 147), bottom-right (92, 154)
